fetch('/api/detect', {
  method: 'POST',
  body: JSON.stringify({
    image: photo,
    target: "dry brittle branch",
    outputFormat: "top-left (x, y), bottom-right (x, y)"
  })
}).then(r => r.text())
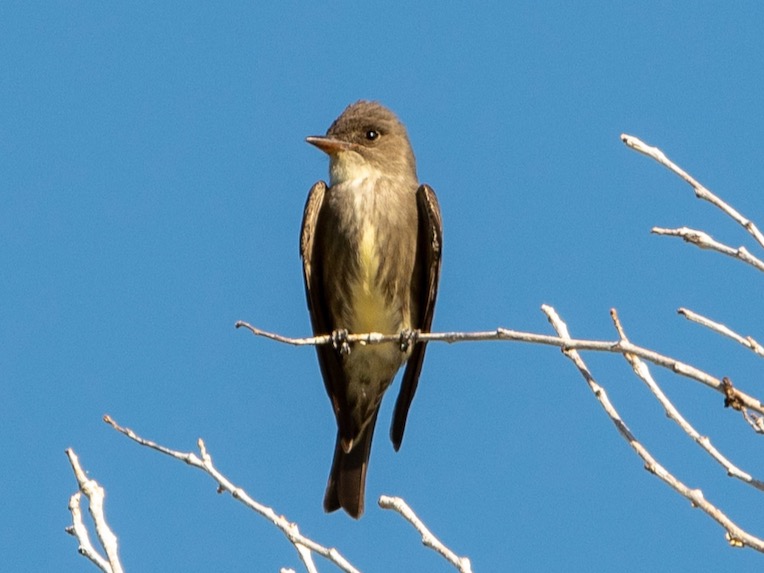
top-left (620, 133), bottom-right (764, 250)
top-left (236, 320), bottom-right (764, 420)
top-left (65, 449), bottom-right (124, 573)
top-left (678, 307), bottom-right (764, 358)
top-left (378, 496), bottom-right (472, 573)
top-left (102, 415), bottom-right (360, 573)
top-left (542, 305), bottom-right (764, 552)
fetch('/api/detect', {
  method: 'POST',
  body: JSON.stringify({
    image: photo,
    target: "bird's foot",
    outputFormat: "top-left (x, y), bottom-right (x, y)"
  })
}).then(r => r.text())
top-left (399, 329), bottom-right (419, 352)
top-left (331, 329), bottom-right (351, 355)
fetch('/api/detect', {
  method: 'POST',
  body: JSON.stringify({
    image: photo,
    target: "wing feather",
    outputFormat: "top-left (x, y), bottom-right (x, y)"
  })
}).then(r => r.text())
top-left (300, 181), bottom-right (353, 439)
top-left (390, 184), bottom-right (443, 450)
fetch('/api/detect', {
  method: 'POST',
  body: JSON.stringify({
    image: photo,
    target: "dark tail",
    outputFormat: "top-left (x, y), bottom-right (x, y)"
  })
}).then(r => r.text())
top-left (323, 412), bottom-right (378, 519)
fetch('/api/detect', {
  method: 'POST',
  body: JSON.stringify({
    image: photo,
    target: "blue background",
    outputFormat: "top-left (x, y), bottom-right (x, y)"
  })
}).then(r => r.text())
top-left (3, 3), bottom-right (764, 571)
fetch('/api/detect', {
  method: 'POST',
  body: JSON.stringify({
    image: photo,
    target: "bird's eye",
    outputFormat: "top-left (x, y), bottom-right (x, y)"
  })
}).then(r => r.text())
top-left (365, 129), bottom-right (379, 141)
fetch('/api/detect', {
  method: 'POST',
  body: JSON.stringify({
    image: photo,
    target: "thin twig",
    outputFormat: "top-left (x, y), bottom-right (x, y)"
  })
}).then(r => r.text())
top-left (102, 416), bottom-right (359, 573)
top-left (65, 449), bottom-right (124, 573)
top-left (379, 496), bottom-right (472, 573)
top-left (67, 493), bottom-right (113, 573)
top-left (621, 134), bottom-right (764, 249)
top-left (678, 308), bottom-right (764, 358)
top-left (542, 305), bottom-right (764, 552)
top-left (651, 227), bottom-right (764, 272)
top-left (236, 320), bottom-right (764, 416)
top-left (742, 409), bottom-right (764, 434)
top-left (610, 309), bottom-right (764, 491)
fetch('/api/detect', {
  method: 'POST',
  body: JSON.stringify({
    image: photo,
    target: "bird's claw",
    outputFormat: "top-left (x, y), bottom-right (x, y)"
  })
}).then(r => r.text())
top-left (399, 329), bottom-right (419, 352)
top-left (331, 329), bottom-right (351, 355)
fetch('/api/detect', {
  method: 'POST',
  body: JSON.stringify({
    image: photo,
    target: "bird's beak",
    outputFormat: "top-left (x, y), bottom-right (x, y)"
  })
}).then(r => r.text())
top-left (306, 135), bottom-right (351, 155)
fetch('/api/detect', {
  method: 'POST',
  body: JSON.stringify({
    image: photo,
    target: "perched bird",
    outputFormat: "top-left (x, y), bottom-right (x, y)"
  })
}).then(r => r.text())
top-left (300, 101), bottom-right (443, 518)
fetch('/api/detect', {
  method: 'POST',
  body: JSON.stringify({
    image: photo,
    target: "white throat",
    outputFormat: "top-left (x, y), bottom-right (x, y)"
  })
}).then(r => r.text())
top-left (329, 152), bottom-right (385, 187)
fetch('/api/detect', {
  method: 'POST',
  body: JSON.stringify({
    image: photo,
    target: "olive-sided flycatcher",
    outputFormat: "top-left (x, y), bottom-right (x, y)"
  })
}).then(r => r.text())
top-left (300, 101), bottom-right (443, 518)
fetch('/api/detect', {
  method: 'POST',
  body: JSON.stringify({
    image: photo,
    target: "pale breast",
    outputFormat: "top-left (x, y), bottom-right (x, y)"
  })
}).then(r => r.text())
top-left (323, 174), bottom-right (417, 334)
top-left (344, 223), bottom-right (393, 335)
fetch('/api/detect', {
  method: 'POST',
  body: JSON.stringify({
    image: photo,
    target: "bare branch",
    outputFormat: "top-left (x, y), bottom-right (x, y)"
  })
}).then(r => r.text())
top-left (610, 309), bottom-right (764, 491)
top-left (742, 409), bottom-right (764, 434)
top-left (651, 226), bottom-right (764, 272)
top-left (378, 496), bottom-right (472, 573)
top-left (542, 305), bottom-right (764, 552)
top-left (621, 134), bottom-right (764, 249)
top-left (65, 449), bottom-right (124, 573)
top-left (102, 416), bottom-right (360, 573)
top-left (236, 320), bottom-right (764, 417)
top-left (678, 308), bottom-right (764, 358)
top-left (67, 493), bottom-right (113, 573)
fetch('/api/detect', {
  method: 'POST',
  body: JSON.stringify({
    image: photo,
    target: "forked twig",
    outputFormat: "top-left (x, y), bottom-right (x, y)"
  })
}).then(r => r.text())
top-left (103, 416), bottom-right (359, 573)
top-left (621, 133), bottom-right (764, 249)
top-left (65, 449), bottom-right (124, 573)
top-left (543, 305), bottom-right (764, 551)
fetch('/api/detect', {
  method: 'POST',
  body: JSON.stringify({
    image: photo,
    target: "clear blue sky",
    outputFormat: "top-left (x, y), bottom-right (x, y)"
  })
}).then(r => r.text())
top-left (3, 3), bottom-right (764, 571)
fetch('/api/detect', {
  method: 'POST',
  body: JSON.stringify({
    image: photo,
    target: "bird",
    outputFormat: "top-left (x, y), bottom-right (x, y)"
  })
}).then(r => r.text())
top-left (300, 100), bottom-right (443, 518)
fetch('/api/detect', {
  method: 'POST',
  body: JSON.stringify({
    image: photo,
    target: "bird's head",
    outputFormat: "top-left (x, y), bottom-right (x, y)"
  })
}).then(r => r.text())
top-left (306, 100), bottom-right (417, 186)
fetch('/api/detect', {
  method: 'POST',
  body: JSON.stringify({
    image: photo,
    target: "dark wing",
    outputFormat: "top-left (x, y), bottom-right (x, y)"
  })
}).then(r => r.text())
top-left (390, 184), bottom-right (443, 451)
top-left (300, 181), bottom-right (352, 438)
